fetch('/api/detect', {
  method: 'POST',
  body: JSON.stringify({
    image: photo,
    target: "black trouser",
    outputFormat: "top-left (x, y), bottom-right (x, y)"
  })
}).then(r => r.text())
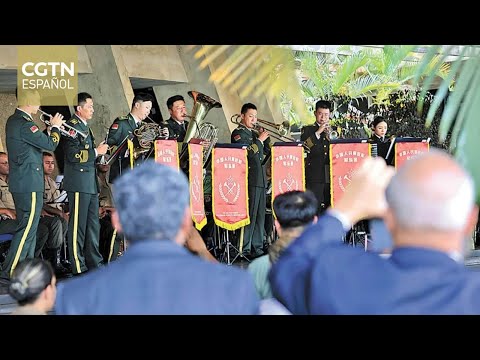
top-left (239, 185), bottom-right (266, 257)
top-left (306, 181), bottom-right (331, 215)
top-left (99, 213), bottom-right (123, 263)
top-left (67, 191), bottom-right (103, 274)
top-left (0, 192), bottom-right (43, 279)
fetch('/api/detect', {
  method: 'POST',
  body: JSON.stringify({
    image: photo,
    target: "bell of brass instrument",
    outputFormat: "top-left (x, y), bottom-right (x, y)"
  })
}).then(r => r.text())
top-left (230, 114), bottom-right (311, 153)
top-left (183, 91), bottom-right (222, 145)
top-left (323, 122), bottom-right (339, 141)
top-left (38, 109), bottom-right (88, 139)
top-left (178, 91), bottom-right (222, 166)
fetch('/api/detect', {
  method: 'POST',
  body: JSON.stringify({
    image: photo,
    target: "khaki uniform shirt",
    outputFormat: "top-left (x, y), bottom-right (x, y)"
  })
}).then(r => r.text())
top-left (0, 177), bottom-right (15, 210)
top-left (98, 176), bottom-right (114, 208)
top-left (44, 176), bottom-right (63, 211)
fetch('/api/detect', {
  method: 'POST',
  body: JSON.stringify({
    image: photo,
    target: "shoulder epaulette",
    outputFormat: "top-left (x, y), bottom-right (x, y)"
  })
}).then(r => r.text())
top-left (22, 115), bottom-right (32, 122)
top-left (70, 118), bottom-right (79, 125)
top-left (118, 115), bottom-right (129, 120)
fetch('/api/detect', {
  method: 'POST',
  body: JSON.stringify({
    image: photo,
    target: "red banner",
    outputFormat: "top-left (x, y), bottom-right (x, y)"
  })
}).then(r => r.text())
top-left (271, 144), bottom-right (305, 216)
top-left (395, 141), bottom-right (429, 169)
top-left (189, 143), bottom-right (206, 230)
top-left (330, 142), bottom-right (370, 207)
top-left (212, 147), bottom-right (250, 230)
top-left (154, 139), bottom-right (179, 170)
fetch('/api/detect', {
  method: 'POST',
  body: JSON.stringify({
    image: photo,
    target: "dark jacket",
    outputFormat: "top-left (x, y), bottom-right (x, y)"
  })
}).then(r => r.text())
top-left (166, 118), bottom-right (189, 142)
top-left (6, 109), bottom-right (61, 193)
top-left (55, 240), bottom-right (259, 315)
top-left (271, 213), bottom-right (480, 315)
top-left (369, 134), bottom-right (394, 166)
top-left (300, 122), bottom-right (330, 183)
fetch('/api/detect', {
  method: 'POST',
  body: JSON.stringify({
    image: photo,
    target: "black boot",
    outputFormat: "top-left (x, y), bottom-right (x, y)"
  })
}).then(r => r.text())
top-left (51, 248), bottom-right (72, 278)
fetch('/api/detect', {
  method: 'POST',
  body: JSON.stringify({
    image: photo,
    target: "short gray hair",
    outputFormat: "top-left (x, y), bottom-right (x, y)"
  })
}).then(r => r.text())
top-left (113, 161), bottom-right (190, 242)
top-left (385, 149), bottom-right (475, 231)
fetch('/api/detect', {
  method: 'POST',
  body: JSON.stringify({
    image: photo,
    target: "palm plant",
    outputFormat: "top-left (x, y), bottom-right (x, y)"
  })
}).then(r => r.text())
top-left (413, 45), bottom-right (480, 202)
top-left (287, 45), bottom-right (450, 125)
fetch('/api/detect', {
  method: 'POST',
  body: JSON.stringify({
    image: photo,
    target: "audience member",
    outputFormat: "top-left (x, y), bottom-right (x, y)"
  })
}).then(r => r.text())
top-left (270, 150), bottom-right (480, 314)
top-left (9, 258), bottom-right (56, 315)
top-left (248, 190), bottom-right (317, 299)
top-left (55, 161), bottom-right (258, 314)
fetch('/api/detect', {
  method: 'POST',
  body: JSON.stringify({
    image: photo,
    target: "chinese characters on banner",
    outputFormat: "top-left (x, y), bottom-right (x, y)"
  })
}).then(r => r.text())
top-left (330, 142), bottom-right (370, 207)
top-left (154, 139), bottom-right (179, 170)
top-left (271, 144), bottom-right (305, 217)
top-left (395, 141), bottom-right (430, 169)
top-left (212, 147), bottom-right (250, 231)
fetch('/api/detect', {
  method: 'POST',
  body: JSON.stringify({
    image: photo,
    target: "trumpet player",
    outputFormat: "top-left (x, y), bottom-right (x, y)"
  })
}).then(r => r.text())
top-left (1, 89), bottom-right (64, 282)
top-left (300, 100), bottom-right (332, 215)
top-left (231, 103), bottom-right (271, 259)
top-left (106, 92), bottom-right (159, 184)
top-left (63, 92), bottom-right (108, 275)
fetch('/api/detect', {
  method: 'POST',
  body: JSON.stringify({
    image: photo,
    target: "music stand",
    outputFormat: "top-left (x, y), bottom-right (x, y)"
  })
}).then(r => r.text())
top-left (213, 143), bottom-right (250, 265)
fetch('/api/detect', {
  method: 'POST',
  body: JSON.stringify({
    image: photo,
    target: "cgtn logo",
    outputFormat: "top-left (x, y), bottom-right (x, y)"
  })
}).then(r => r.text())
top-left (21, 61), bottom-right (75, 90)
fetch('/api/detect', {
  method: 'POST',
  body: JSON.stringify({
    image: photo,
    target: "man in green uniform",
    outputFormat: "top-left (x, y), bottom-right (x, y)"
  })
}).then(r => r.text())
top-left (231, 103), bottom-right (270, 259)
top-left (1, 89), bottom-right (63, 281)
top-left (63, 92), bottom-right (108, 275)
top-left (106, 92), bottom-right (158, 184)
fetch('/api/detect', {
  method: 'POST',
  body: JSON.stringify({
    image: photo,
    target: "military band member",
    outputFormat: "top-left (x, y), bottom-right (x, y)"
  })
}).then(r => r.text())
top-left (231, 103), bottom-right (270, 259)
top-left (165, 95), bottom-right (189, 142)
top-left (301, 100), bottom-right (332, 214)
top-left (106, 92), bottom-right (157, 184)
top-left (63, 92), bottom-right (108, 275)
top-left (1, 89), bottom-right (63, 281)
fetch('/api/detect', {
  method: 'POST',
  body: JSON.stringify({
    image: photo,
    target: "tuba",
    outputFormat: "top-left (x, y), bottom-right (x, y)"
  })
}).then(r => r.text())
top-left (181, 91), bottom-right (222, 166)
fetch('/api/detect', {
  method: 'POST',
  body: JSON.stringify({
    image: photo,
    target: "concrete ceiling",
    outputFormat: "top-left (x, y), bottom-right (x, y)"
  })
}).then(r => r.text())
top-left (130, 77), bottom-right (184, 90)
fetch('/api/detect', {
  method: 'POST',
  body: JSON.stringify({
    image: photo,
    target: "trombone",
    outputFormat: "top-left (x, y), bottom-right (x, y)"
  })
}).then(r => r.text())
top-left (38, 109), bottom-right (88, 140)
top-left (230, 114), bottom-right (310, 153)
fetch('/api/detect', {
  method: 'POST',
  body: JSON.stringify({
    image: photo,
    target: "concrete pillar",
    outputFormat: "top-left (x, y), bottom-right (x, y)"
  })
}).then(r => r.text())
top-left (78, 45), bottom-right (131, 142)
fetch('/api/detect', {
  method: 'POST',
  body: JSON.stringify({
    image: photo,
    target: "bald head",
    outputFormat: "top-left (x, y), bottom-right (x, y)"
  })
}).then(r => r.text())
top-left (386, 148), bottom-right (475, 231)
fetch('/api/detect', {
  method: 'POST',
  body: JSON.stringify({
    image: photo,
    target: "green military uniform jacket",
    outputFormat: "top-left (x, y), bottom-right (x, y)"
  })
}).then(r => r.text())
top-left (5, 109), bottom-right (61, 193)
top-left (106, 113), bottom-right (140, 183)
top-left (62, 114), bottom-right (99, 194)
top-left (231, 125), bottom-right (270, 188)
top-left (300, 122), bottom-right (330, 183)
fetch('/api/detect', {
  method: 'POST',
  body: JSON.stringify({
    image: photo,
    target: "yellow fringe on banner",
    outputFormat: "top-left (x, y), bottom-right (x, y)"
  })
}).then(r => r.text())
top-left (128, 139), bottom-right (134, 169)
top-left (154, 140), bottom-right (158, 162)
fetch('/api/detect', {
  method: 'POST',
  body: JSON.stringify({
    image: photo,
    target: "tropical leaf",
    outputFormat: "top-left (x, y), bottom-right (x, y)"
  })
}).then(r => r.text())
top-left (413, 45), bottom-right (480, 203)
top-left (190, 45), bottom-right (310, 123)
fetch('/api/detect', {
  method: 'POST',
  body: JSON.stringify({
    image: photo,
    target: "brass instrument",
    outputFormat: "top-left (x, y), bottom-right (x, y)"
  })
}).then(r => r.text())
top-left (131, 115), bottom-right (173, 160)
top-left (180, 91), bottom-right (222, 166)
top-left (324, 122), bottom-right (339, 141)
top-left (38, 109), bottom-right (88, 139)
top-left (133, 122), bottom-right (163, 159)
top-left (230, 114), bottom-right (311, 153)
top-left (183, 90), bottom-right (222, 144)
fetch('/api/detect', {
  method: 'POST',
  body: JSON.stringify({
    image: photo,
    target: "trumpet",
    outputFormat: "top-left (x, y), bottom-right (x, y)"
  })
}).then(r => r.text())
top-left (230, 114), bottom-right (311, 153)
top-left (38, 109), bottom-right (88, 140)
